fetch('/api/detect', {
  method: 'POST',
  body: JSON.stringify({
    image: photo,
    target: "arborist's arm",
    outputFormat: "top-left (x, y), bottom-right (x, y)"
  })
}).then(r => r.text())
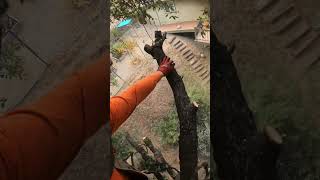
top-left (110, 56), bottom-right (175, 133)
top-left (0, 54), bottom-right (108, 180)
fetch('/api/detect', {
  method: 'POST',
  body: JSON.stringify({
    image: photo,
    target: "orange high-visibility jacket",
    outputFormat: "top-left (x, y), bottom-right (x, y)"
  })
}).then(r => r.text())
top-left (0, 54), bottom-right (163, 180)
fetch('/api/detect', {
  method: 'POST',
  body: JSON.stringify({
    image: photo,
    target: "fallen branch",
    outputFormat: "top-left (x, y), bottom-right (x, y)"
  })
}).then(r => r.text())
top-left (125, 133), bottom-right (164, 180)
top-left (143, 137), bottom-right (178, 179)
top-left (144, 31), bottom-right (198, 180)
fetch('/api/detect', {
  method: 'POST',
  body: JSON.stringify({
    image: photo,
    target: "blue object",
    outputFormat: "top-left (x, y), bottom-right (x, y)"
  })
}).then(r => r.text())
top-left (117, 19), bottom-right (132, 28)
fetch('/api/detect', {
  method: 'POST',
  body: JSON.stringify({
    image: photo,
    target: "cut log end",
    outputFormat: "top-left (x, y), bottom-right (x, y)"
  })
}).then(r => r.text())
top-left (264, 126), bottom-right (283, 145)
top-left (192, 101), bottom-right (199, 109)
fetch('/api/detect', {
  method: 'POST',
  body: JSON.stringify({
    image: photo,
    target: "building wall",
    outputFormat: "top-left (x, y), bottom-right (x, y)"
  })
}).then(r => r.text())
top-left (148, 0), bottom-right (209, 25)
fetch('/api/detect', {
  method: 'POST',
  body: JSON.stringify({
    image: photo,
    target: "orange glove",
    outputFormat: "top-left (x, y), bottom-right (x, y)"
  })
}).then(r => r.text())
top-left (157, 56), bottom-right (175, 76)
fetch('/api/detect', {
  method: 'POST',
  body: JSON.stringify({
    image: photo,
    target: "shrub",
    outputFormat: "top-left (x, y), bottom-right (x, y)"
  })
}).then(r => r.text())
top-left (0, 43), bottom-right (25, 80)
top-left (110, 40), bottom-right (136, 59)
top-left (111, 75), bottom-right (119, 87)
top-left (112, 131), bottom-right (134, 160)
top-left (155, 110), bottom-right (179, 146)
top-left (111, 28), bottom-right (122, 38)
top-left (110, 42), bottom-right (126, 59)
top-left (123, 40), bottom-right (136, 51)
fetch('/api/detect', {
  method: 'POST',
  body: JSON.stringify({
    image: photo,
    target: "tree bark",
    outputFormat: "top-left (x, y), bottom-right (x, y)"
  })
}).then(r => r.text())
top-left (212, 30), bottom-right (282, 180)
top-left (144, 31), bottom-right (198, 180)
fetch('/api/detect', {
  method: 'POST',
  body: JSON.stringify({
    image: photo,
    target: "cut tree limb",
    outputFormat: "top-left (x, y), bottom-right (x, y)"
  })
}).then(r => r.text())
top-left (125, 133), bottom-right (165, 180)
top-left (144, 31), bottom-right (198, 180)
top-left (143, 137), bottom-right (178, 179)
top-left (212, 30), bottom-right (282, 180)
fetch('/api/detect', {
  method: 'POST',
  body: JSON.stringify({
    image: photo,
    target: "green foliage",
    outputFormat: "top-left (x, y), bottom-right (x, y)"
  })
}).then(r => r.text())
top-left (0, 42), bottom-right (25, 80)
top-left (111, 0), bottom-right (178, 24)
top-left (155, 110), bottom-right (179, 146)
top-left (111, 42), bottom-right (126, 59)
top-left (197, 7), bottom-right (210, 37)
top-left (141, 157), bottom-right (168, 173)
top-left (197, 8), bottom-right (209, 24)
top-left (112, 131), bottom-right (134, 160)
top-left (110, 40), bottom-right (136, 59)
top-left (243, 71), bottom-right (320, 179)
top-left (111, 75), bottom-right (119, 87)
top-left (110, 28), bottom-right (128, 44)
top-left (111, 28), bottom-right (122, 38)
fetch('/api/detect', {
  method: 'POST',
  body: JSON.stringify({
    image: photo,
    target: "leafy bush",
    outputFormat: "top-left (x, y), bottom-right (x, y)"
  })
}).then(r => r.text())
top-left (111, 75), bottom-right (119, 87)
top-left (110, 28), bottom-right (127, 43)
top-left (155, 110), bottom-right (179, 146)
top-left (112, 131), bottom-right (134, 160)
top-left (110, 40), bottom-right (136, 59)
top-left (111, 28), bottom-right (122, 38)
top-left (110, 42), bottom-right (126, 59)
top-left (0, 43), bottom-right (25, 80)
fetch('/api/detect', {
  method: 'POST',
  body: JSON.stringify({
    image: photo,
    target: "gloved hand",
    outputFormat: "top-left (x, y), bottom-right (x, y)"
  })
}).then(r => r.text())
top-left (157, 56), bottom-right (175, 76)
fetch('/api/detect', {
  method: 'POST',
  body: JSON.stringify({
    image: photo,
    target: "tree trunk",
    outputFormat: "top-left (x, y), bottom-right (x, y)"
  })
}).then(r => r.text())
top-left (144, 31), bottom-right (198, 180)
top-left (212, 30), bottom-right (283, 180)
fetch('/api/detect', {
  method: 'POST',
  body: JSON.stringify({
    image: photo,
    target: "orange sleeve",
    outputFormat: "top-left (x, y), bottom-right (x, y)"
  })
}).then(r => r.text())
top-left (111, 169), bottom-right (129, 180)
top-left (110, 71), bottom-right (163, 133)
top-left (0, 54), bottom-right (108, 180)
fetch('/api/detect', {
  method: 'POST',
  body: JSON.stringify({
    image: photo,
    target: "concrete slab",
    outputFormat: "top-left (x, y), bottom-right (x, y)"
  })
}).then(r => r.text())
top-left (159, 21), bottom-right (197, 33)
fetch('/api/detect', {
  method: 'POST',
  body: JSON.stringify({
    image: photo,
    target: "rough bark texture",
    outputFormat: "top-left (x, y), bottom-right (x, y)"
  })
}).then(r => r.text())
top-left (144, 31), bottom-right (198, 180)
top-left (212, 30), bottom-right (282, 180)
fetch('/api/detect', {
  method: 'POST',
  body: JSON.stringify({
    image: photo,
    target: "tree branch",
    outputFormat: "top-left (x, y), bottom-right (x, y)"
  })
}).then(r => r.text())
top-left (125, 133), bottom-right (165, 180)
top-left (143, 137), bottom-right (178, 179)
top-left (144, 31), bottom-right (198, 180)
